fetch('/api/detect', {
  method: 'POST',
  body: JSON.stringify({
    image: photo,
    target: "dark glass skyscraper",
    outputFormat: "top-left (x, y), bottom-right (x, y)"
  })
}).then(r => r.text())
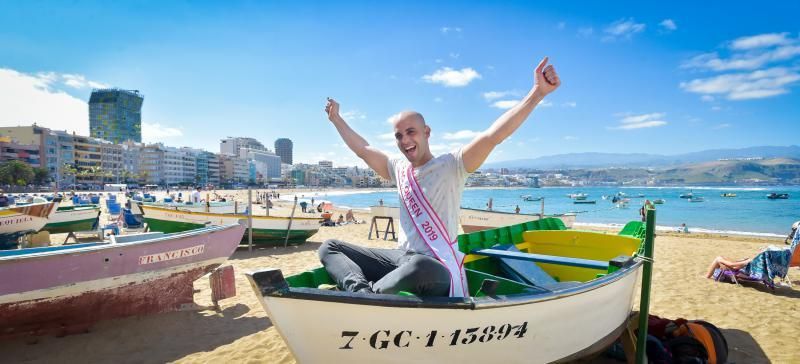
top-left (89, 89), bottom-right (144, 143)
top-left (275, 138), bottom-right (293, 164)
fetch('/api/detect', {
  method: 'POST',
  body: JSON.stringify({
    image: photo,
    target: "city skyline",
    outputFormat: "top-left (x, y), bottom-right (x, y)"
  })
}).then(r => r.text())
top-left (1, 1), bottom-right (799, 168)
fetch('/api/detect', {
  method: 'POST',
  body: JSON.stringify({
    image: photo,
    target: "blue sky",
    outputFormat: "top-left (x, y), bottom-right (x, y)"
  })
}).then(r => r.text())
top-left (1, 1), bottom-right (798, 167)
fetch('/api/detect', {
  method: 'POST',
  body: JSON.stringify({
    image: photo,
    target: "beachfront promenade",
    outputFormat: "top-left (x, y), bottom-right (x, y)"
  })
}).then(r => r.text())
top-left (1, 189), bottom-right (798, 363)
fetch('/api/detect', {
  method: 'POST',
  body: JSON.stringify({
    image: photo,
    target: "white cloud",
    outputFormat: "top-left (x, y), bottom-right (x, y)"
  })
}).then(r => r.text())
top-left (713, 123), bottom-right (731, 129)
top-left (440, 27), bottom-right (462, 34)
top-left (557, 22), bottom-right (566, 30)
top-left (711, 106), bottom-right (722, 111)
top-left (377, 132), bottom-right (395, 140)
top-left (680, 67), bottom-right (800, 100)
top-left (562, 101), bottom-right (577, 108)
top-left (433, 97), bottom-right (443, 103)
top-left (449, 52), bottom-right (460, 59)
top-left (491, 100), bottom-right (520, 109)
top-left (577, 27), bottom-right (594, 37)
top-left (701, 95), bottom-right (715, 102)
top-left (341, 110), bottom-right (366, 121)
top-left (0, 68), bottom-right (89, 134)
top-left (482, 90), bottom-right (518, 101)
top-left (611, 112), bottom-right (668, 130)
top-left (731, 32), bottom-right (792, 50)
top-left (386, 112), bottom-right (402, 124)
top-left (142, 122), bottom-right (183, 141)
top-left (602, 18), bottom-right (645, 41)
top-left (422, 67), bottom-right (481, 87)
top-left (616, 121), bottom-right (667, 129)
top-left (659, 19), bottom-right (677, 32)
top-left (563, 135), bottom-right (579, 140)
top-left (539, 99), bottom-right (553, 107)
top-left (59, 73), bottom-right (110, 89)
top-left (621, 112), bottom-right (665, 124)
top-left (682, 46), bottom-right (800, 71)
top-left (429, 143), bottom-right (463, 153)
top-left (442, 130), bottom-right (482, 140)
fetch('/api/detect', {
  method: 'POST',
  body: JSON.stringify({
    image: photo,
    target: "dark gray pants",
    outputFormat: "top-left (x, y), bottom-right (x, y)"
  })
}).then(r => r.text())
top-left (318, 239), bottom-right (451, 296)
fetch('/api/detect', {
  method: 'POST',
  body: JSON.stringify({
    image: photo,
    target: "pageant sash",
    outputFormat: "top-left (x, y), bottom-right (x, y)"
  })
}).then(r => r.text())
top-left (396, 162), bottom-right (469, 298)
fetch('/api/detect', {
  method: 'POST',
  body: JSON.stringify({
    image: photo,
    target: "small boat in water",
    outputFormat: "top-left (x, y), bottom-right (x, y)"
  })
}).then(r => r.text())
top-left (720, 193), bottom-right (737, 198)
top-left (139, 204), bottom-right (320, 245)
top-left (246, 218), bottom-right (651, 363)
top-left (652, 199), bottom-right (665, 204)
top-left (679, 191), bottom-right (693, 199)
top-left (566, 193), bottom-right (587, 199)
top-left (0, 224), bottom-right (245, 338)
top-left (573, 200), bottom-right (596, 204)
top-left (766, 193), bottom-right (789, 200)
top-left (522, 196), bottom-right (543, 202)
top-left (42, 204), bottom-right (101, 234)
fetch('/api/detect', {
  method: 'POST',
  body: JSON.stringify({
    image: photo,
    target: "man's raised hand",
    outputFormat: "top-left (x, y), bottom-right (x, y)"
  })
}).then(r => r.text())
top-left (325, 97), bottom-right (341, 122)
top-left (533, 57), bottom-right (560, 97)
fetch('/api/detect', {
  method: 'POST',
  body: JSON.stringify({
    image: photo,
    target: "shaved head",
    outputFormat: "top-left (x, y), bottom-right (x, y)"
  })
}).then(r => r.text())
top-left (390, 111), bottom-right (426, 128)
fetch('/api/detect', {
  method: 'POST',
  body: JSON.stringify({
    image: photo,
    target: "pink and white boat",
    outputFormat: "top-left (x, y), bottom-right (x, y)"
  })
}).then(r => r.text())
top-left (0, 223), bottom-right (245, 338)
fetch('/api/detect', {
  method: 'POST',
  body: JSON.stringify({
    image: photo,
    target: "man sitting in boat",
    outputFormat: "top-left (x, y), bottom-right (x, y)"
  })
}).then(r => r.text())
top-left (319, 57), bottom-right (560, 297)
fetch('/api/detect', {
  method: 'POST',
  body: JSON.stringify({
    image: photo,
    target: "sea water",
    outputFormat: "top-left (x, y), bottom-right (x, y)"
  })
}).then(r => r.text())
top-left (290, 186), bottom-right (800, 237)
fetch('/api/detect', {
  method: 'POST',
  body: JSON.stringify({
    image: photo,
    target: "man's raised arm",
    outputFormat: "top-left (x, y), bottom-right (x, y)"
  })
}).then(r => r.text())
top-left (325, 98), bottom-right (391, 180)
top-left (462, 57), bottom-right (561, 173)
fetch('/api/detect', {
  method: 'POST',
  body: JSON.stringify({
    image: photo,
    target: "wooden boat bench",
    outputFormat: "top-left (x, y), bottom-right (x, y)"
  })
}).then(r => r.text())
top-left (470, 244), bottom-right (634, 291)
top-left (471, 245), bottom-right (610, 270)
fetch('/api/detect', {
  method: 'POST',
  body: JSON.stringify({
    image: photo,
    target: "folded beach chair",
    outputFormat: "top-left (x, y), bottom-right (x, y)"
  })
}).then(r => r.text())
top-left (121, 208), bottom-right (146, 232)
top-left (714, 232), bottom-right (800, 291)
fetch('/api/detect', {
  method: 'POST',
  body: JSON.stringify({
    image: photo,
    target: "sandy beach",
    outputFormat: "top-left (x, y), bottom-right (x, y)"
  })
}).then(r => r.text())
top-left (2, 189), bottom-right (799, 363)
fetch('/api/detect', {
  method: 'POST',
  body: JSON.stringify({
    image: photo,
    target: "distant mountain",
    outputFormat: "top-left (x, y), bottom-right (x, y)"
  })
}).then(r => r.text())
top-left (484, 145), bottom-right (800, 170)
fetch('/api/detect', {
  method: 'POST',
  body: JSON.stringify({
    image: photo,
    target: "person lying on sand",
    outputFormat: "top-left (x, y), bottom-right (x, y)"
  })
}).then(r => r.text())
top-left (319, 57), bottom-right (560, 297)
top-left (705, 221), bottom-right (799, 279)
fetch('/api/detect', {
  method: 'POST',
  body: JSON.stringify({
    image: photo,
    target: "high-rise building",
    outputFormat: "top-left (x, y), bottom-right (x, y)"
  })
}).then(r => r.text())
top-left (89, 89), bottom-right (144, 143)
top-left (240, 148), bottom-right (282, 182)
top-left (274, 138), bottom-right (293, 164)
top-left (220, 137), bottom-right (265, 156)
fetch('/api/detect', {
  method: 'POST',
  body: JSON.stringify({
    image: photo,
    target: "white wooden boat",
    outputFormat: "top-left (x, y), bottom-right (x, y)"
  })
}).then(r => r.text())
top-left (370, 206), bottom-right (576, 233)
top-left (42, 204), bottom-right (101, 234)
top-left (140, 204), bottom-right (320, 245)
top-left (459, 207), bottom-right (575, 232)
top-left (247, 219), bottom-right (647, 363)
top-left (142, 200), bottom-right (237, 214)
top-left (0, 202), bottom-right (57, 249)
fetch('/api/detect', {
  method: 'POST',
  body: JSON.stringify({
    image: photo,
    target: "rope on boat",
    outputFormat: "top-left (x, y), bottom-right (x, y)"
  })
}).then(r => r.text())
top-left (635, 256), bottom-right (655, 264)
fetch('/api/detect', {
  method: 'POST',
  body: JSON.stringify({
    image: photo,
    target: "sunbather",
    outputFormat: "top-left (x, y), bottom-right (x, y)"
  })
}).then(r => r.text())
top-left (705, 256), bottom-right (752, 278)
top-left (706, 221), bottom-right (800, 285)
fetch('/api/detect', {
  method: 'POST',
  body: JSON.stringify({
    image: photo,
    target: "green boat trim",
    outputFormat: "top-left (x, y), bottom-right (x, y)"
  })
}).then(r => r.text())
top-left (42, 218), bottom-right (98, 234)
top-left (144, 217), bottom-right (316, 246)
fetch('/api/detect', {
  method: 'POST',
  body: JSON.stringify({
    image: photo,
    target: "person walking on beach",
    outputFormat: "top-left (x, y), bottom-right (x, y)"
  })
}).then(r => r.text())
top-left (318, 57), bottom-right (560, 297)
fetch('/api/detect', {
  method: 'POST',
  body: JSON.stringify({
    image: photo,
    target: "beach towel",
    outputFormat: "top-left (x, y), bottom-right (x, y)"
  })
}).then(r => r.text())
top-left (715, 231), bottom-right (799, 289)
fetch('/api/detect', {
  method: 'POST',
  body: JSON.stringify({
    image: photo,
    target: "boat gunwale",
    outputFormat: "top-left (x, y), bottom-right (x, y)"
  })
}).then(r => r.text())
top-left (141, 204), bottom-right (322, 222)
top-left (249, 259), bottom-right (642, 310)
top-left (0, 224), bottom-right (242, 262)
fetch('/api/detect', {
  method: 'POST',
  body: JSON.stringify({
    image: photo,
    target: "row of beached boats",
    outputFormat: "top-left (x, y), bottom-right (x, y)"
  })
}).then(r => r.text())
top-left (1, 192), bottom-right (661, 363)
